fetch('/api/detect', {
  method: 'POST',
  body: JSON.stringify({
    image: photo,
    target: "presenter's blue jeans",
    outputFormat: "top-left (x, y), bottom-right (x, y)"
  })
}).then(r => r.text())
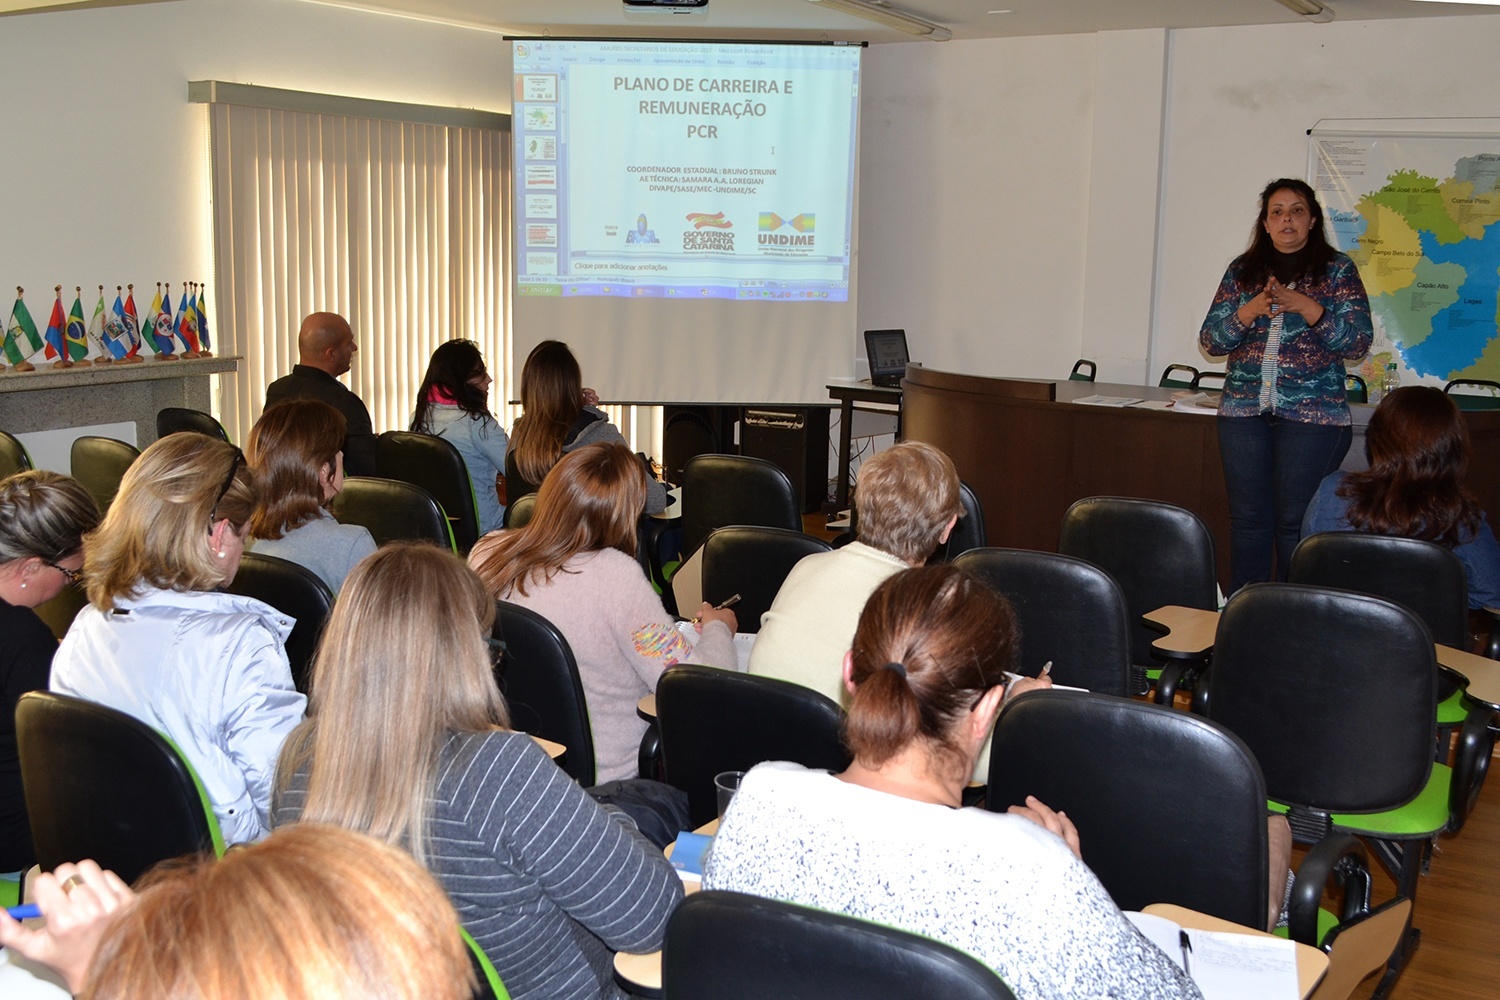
top-left (1217, 414), bottom-right (1351, 594)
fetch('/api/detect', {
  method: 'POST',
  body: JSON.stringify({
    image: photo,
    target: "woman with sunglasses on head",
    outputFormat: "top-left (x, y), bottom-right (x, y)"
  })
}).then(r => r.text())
top-left (51, 433), bottom-right (306, 845)
top-left (412, 340), bottom-right (511, 534)
top-left (0, 471), bottom-right (100, 875)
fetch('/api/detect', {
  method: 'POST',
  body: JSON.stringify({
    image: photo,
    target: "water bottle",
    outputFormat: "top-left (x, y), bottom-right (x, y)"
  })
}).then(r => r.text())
top-left (1382, 362), bottom-right (1400, 399)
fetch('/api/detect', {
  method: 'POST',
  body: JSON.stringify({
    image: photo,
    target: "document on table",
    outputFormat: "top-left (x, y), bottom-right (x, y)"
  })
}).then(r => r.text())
top-left (1074, 394), bottom-right (1146, 407)
top-left (676, 621), bottom-right (755, 671)
top-left (1125, 911), bottom-right (1299, 1000)
top-left (1171, 391), bottom-right (1221, 414)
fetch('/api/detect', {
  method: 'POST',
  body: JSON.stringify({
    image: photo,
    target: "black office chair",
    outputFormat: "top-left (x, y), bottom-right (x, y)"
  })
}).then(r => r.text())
top-left (0, 429), bottom-right (33, 478)
top-left (1200, 583), bottom-right (1494, 991)
top-left (331, 476), bottom-right (453, 550)
top-left (679, 454), bottom-right (802, 560)
top-left (1158, 363), bottom-right (1199, 389)
top-left (70, 435), bottom-right (141, 513)
top-left (1345, 373), bottom-right (1368, 404)
top-left (933, 481), bottom-right (987, 563)
top-left (954, 548), bottom-right (1131, 696)
top-left (989, 691), bottom-right (1371, 944)
top-left (503, 491), bottom-right (537, 529)
top-left (657, 664), bottom-right (850, 827)
top-left (1068, 359), bottom-right (1096, 382)
top-left (700, 525), bottom-right (830, 635)
top-left (492, 601), bottom-right (596, 786)
top-left (17, 692), bottom-right (224, 885)
top-left (1058, 496), bottom-right (1218, 700)
top-left (155, 407), bottom-right (229, 441)
top-left (662, 891), bottom-right (1017, 1000)
top-left (1189, 370), bottom-right (1225, 391)
top-left (1443, 378), bottom-right (1500, 410)
top-left (225, 552), bottom-right (335, 695)
top-left (377, 430), bottom-right (481, 554)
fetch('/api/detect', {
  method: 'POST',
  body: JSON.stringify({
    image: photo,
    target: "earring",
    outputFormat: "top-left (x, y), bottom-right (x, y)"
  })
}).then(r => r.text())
top-left (19, 581), bottom-right (25, 589)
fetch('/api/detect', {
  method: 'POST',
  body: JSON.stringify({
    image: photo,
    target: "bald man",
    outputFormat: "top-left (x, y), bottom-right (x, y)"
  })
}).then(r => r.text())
top-left (263, 312), bottom-right (377, 475)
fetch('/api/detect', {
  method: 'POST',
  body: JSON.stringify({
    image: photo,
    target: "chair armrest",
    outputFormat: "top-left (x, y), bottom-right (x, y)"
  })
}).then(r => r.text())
top-left (1288, 833), bottom-right (1370, 948)
top-left (1483, 607), bottom-right (1499, 660)
top-left (1154, 661), bottom-right (1187, 706)
top-left (1449, 702), bottom-right (1497, 833)
top-left (638, 721), bottom-right (662, 781)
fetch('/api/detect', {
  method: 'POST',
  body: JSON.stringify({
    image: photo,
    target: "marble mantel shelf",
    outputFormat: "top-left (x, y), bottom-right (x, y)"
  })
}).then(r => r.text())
top-left (0, 355), bottom-right (240, 394)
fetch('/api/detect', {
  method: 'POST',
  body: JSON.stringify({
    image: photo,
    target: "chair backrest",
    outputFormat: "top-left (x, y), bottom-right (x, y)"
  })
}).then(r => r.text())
top-left (17, 691), bottom-right (223, 884)
top-left (155, 407), bottom-right (229, 441)
top-left (1068, 359), bottom-right (1096, 382)
top-left (331, 476), bottom-right (453, 550)
top-left (932, 480), bottom-right (987, 563)
top-left (988, 691), bottom-right (1269, 929)
top-left (377, 430), bottom-right (481, 554)
top-left (1308, 897), bottom-right (1413, 1000)
top-left (954, 548), bottom-right (1131, 696)
top-left (1057, 496), bottom-right (1218, 667)
top-left (225, 552), bottom-right (335, 695)
top-left (657, 664), bottom-right (850, 827)
top-left (663, 891), bottom-right (1016, 1000)
top-left (1443, 378), bottom-right (1500, 410)
top-left (1206, 583), bottom-right (1435, 815)
top-left (1159, 363), bottom-right (1199, 389)
top-left (1344, 372), bottom-right (1368, 404)
top-left (492, 601), bottom-right (596, 785)
top-left (503, 491), bottom-right (537, 529)
top-left (700, 525), bottom-right (830, 634)
top-left (462, 926), bottom-right (512, 1000)
top-left (680, 453), bottom-right (802, 559)
top-left (0, 429), bottom-right (33, 478)
top-left (1189, 370), bottom-right (1225, 391)
top-left (70, 435), bottom-right (141, 513)
top-left (1289, 532), bottom-right (1468, 648)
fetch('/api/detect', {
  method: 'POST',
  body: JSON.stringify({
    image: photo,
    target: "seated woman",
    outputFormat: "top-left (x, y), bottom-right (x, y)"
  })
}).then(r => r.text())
top-left (0, 824), bottom-right (474, 1000)
top-left (704, 565), bottom-right (1200, 1000)
top-left (51, 433), bottom-right (306, 845)
top-left (247, 399), bottom-right (377, 593)
top-left (0, 471), bottom-right (99, 875)
top-left (505, 340), bottom-right (667, 513)
top-left (469, 442), bottom-right (735, 784)
top-left (274, 543), bottom-right (681, 1000)
top-left (411, 340), bottom-right (510, 534)
top-left (1302, 384), bottom-right (1500, 608)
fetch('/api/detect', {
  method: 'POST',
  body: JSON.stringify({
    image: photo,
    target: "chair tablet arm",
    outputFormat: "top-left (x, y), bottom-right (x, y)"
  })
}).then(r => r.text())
top-left (1288, 833), bottom-right (1369, 948)
top-left (1449, 703), bottom-right (1496, 833)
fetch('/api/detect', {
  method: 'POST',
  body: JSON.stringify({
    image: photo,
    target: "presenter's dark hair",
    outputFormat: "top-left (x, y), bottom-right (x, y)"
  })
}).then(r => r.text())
top-left (1238, 177), bottom-right (1337, 289)
top-left (411, 339), bottom-right (493, 433)
top-left (510, 340), bottom-right (584, 487)
top-left (844, 565), bottom-right (1016, 771)
top-left (1336, 385), bottom-right (1482, 547)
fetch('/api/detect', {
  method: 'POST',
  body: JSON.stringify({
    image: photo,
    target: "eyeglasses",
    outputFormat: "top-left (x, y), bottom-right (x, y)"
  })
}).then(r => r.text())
top-left (209, 447), bottom-right (246, 525)
top-left (45, 560), bottom-right (84, 586)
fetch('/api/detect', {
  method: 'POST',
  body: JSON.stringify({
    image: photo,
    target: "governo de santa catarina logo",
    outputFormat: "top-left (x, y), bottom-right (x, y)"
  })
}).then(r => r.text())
top-left (683, 211), bottom-right (733, 251)
top-left (686, 211), bottom-right (733, 229)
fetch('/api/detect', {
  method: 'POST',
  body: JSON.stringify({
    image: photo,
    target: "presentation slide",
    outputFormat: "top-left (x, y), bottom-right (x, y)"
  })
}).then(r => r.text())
top-left (512, 39), bottom-right (860, 301)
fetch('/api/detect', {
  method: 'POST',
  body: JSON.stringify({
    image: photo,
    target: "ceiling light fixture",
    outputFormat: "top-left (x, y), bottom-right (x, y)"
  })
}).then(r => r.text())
top-left (804, 0), bottom-right (953, 41)
top-left (1273, 0), bottom-right (1336, 22)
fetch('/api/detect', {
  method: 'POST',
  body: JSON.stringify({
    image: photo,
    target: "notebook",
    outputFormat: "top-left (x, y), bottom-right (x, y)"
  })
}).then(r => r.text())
top-left (863, 329), bottom-right (910, 388)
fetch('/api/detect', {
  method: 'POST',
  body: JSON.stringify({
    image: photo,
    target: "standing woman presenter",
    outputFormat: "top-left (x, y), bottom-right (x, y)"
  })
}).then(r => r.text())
top-left (1200, 178), bottom-right (1372, 592)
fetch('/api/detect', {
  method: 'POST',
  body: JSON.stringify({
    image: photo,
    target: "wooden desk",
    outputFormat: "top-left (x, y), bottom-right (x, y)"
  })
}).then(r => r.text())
top-left (826, 380), bottom-right (901, 510)
top-left (613, 819), bottom-right (720, 997)
top-left (1142, 903), bottom-right (1328, 999)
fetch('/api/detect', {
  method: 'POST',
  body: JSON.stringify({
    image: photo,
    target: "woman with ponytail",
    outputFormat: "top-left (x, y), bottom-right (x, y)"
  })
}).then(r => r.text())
top-left (704, 565), bottom-right (1199, 1000)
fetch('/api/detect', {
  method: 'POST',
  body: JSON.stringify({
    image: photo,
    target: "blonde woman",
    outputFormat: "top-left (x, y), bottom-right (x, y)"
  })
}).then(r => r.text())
top-left (274, 543), bottom-right (681, 1000)
top-left (246, 399), bottom-right (376, 593)
top-left (51, 433), bottom-right (306, 844)
top-left (0, 824), bottom-right (474, 1000)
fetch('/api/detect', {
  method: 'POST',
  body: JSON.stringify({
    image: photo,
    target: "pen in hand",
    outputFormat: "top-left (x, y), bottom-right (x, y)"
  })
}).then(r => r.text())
top-left (692, 593), bottom-right (741, 625)
top-left (6, 903), bottom-right (41, 920)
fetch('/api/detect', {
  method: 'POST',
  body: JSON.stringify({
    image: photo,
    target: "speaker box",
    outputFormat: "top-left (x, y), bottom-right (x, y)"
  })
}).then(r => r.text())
top-left (740, 407), bottom-right (831, 513)
top-left (662, 406), bottom-right (739, 484)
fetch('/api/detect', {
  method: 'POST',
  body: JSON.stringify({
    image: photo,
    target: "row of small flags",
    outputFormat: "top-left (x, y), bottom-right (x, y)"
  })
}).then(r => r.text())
top-left (1, 283), bottom-right (213, 372)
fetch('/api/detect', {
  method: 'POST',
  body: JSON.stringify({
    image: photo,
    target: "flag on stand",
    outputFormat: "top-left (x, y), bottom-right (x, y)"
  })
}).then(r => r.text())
top-left (121, 285), bottom-right (143, 358)
top-left (104, 288), bottom-right (129, 359)
top-left (194, 283), bottom-right (212, 354)
top-left (176, 284), bottom-right (200, 354)
top-left (65, 288), bottom-right (89, 361)
top-left (43, 288), bottom-right (68, 361)
top-left (154, 283), bottom-right (178, 355)
top-left (4, 288), bottom-right (44, 366)
top-left (92, 286), bottom-right (126, 360)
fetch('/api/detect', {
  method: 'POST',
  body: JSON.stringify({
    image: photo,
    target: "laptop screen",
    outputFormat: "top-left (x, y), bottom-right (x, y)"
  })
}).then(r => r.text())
top-left (864, 329), bottom-right (909, 379)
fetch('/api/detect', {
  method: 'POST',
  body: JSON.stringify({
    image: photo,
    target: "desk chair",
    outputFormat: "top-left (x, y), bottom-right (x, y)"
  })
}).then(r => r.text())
top-left (662, 891), bottom-right (1016, 1000)
top-left (502, 491), bottom-right (537, 529)
top-left (226, 552), bottom-right (335, 695)
top-left (492, 601), bottom-right (595, 786)
top-left (377, 431), bottom-right (481, 554)
top-left (70, 435), bottom-right (140, 513)
top-left (0, 429), bottom-right (32, 478)
top-left (933, 481), bottom-right (987, 563)
top-left (1058, 496), bottom-right (1218, 701)
top-left (700, 525), bottom-right (830, 634)
top-left (679, 454), bottom-right (801, 561)
top-left (463, 928), bottom-right (513, 1000)
top-left (1190, 370), bottom-right (1225, 392)
top-left (155, 407), bottom-right (229, 442)
top-left (1159, 364), bottom-right (1199, 389)
top-left (1068, 359), bottom-right (1096, 382)
top-left (17, 692), bottom-right (225, 885)
top-left (954, 548), bottom-right (1131, 696)
top-left (332, 476), bottom-right (453, 550)
top-left (1344, 373), bottom-right (1368, 404)
top-left (1443, 378), bottom-right (1500, 410)
top-left (656, 664), bottom-right (849, 827)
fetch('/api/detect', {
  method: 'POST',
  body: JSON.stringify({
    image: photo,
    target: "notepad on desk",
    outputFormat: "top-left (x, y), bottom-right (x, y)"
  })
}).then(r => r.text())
top-left (669, 831), bottom-right (714, 883)
top-left (675, 620), bottom-right (756, 670)
top-left (1074, 394), bottom-right (1145, 407)
top-left (1126, 911), bottom-right (1299, 1000)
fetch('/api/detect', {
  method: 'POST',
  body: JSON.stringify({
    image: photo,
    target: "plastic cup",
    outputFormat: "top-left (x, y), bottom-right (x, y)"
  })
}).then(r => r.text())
top-left (715, 770), bottom-right (746, 818)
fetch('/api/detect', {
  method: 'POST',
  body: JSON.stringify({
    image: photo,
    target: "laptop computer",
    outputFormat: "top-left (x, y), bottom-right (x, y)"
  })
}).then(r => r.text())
top-left (863, 329), bottom-right (910, 388)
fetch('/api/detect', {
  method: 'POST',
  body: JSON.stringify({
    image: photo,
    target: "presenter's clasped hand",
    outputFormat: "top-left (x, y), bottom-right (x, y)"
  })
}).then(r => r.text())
top-left (1266, 278), bottom-right (1325, 326)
